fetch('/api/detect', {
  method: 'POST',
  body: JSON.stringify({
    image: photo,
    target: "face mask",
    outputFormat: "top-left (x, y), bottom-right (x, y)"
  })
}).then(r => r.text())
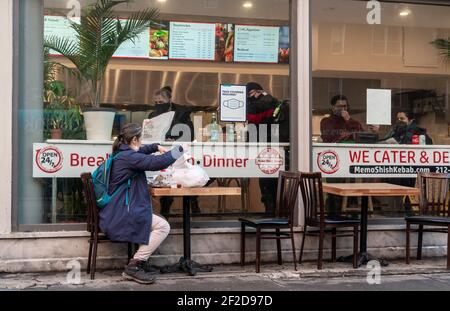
top-left (156, 103), bottom-right (171, 113)
top-left (396, 121), bottom-right (408, 133)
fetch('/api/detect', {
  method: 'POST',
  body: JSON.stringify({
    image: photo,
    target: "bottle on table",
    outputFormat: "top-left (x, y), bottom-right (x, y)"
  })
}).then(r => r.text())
top-left (210, 113), bottom-right (220, 142)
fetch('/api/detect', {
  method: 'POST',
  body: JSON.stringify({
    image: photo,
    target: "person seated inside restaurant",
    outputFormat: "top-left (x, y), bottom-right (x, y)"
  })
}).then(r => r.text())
top-left (381, 111), bottom-right (433, 202)
top-left (320, 94), bottom-right (364, 216)
top-left (320, 95), bottom-right (363, 143)
top-left (148, 86), bottom-right (200, 217)
top-left (382, 111), bottom-right (432, 145)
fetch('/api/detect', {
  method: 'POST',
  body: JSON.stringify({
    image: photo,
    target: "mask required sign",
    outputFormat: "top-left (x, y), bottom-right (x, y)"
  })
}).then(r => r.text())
top-left (220, 84), bottom-right (247, 122)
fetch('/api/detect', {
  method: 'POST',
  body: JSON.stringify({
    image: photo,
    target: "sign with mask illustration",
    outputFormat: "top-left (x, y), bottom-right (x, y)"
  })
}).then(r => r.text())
top-left (219, 84), bottom-right (247, 122)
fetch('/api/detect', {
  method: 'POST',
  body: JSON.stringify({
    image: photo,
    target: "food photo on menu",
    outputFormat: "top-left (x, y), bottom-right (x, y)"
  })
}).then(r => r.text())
top-left (215, 23), bottom-right (234, 62)
top-left (278, 25), bottom-right (289, 64)
top-left (150, 21), bottom-right (169, 59)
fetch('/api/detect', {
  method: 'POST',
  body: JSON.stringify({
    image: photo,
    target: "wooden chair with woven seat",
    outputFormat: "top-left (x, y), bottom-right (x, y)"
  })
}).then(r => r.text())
top-left (81, 173), bottom-right (135, 280)
top-left (298, 172), bottom-right (360, 270)
top-left (239, 171), bottom-right (300, 273)
top-left (405, 172), bottom-right (450, 269)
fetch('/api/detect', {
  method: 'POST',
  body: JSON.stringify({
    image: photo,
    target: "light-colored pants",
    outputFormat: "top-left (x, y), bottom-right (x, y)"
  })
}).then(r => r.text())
top-left (133, 214), bottom-right (171, 261)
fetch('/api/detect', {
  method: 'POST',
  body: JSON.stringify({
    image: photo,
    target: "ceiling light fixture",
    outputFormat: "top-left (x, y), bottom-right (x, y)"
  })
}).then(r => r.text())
top-left (243, 2), bottom-right (253, 8)
top-left (399, 10), bottom-right (410, 16)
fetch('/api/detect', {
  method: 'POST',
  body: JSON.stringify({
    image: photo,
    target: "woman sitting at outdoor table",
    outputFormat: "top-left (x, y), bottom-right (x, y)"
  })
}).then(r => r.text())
top-left (99, 123), bottom-right (184, 285)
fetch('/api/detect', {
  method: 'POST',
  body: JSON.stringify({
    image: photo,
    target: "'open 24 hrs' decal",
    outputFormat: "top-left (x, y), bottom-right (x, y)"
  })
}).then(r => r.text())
top-left (317, 150), bottom-right (340, 174)
top-left (36, 146), bottom-right (64, 174)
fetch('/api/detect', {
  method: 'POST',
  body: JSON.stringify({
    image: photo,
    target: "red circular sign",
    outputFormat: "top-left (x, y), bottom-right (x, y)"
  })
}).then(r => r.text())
top-left (255, 148), bottom-right (284, 175)
top-left (36, 146), bottom-right (64, 174)
top-left (317, 150), bottom-right (340, 175)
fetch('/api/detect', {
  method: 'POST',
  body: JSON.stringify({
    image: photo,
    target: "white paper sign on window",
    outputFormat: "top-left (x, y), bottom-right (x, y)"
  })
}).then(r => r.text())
top-left (367, 89), bottom-right (392, 125)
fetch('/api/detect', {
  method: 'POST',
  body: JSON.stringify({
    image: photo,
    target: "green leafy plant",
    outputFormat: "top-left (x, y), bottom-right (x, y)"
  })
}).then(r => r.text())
top-left (43, 47), bottom-right (84, 138)
top-left (44, 0), bottom-right (159, 108)
top-left (432, 38), bottom-right (450, 62)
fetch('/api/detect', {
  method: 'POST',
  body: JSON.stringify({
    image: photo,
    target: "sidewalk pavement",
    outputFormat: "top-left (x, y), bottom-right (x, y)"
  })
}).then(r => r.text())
top-left (1, 258), bottom-right (449, 291)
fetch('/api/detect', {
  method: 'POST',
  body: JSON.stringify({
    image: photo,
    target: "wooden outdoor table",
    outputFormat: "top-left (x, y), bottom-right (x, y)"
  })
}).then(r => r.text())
top-left (322, 183), bottom-right (420, 267)
top-left (150, 187), bottom-right (241, 276)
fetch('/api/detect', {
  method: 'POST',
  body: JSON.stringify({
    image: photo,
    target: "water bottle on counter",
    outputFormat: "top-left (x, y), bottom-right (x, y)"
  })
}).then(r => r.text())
top-left (419, 135), bottom-right (426, 145)
top-left (210, 113), bottom-right (220, 142)
top-left (226, 124), bottom-right (235, 142)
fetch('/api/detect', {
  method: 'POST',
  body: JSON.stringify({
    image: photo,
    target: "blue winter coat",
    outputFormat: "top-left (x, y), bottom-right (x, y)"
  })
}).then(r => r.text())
top-left (99, 143), bottom-right (180, 245)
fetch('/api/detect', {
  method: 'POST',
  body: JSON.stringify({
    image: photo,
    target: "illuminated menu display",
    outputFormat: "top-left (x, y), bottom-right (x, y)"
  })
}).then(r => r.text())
top-left (44, 15), bottom-right (288, 64)
top-left (169, 22), bottom-right (216, 61)
top-left (44, 16), bottom-right (79, 55)
top-left (113, 20), bottom-right (150, 59)
top-left (234, 25), bottom-right (280, 63)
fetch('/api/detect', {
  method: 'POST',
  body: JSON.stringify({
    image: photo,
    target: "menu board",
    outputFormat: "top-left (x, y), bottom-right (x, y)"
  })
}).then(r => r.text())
top-left (169, 22), bottom-right (216, 61)
top-left (113, 20), bottom-right (150, 59)
top-left (45, 15), bottom-right (289, 64)
top-left (44, 15), bottom-right (79, 55)
top-left (234, 25), bottom-right (280, 63)
top-left (45, 16), bottom-right (151, 59)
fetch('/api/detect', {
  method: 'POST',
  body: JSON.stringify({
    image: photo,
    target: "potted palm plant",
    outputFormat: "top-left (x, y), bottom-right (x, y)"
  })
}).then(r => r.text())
top-left (44, 0), bottom-right (158, 140)
top-left (432, 38), bottom-right (450, 62)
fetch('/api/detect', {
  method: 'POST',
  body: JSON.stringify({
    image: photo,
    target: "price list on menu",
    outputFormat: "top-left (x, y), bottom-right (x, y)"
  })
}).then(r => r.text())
top-left (234, 25), bottom-right (280, 63)
top-left (169, 22), bottom-right (215, 60)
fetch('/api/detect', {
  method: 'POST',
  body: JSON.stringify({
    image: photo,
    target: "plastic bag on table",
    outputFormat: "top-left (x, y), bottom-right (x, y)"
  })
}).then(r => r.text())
top-left (172, 153), bottom-right (210, 188)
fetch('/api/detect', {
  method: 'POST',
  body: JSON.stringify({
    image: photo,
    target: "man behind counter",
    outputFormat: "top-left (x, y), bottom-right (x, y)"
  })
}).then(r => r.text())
top-left (148, 86), bottom-right (199, 217)
top-left (148, 86), bottom-right (195, 141)
top-left (320, 95), bottom-right (363, 143)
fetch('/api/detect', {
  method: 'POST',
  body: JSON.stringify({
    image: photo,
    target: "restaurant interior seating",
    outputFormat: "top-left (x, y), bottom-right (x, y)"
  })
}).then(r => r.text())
top-left (298, 172), bottom-right (360, 269)
top-left (81, 173), bottom-right (136, 280)
top-left (238, 171), bottom-right (299, 273)
top-left (405, 172), bottom-right (450, 270)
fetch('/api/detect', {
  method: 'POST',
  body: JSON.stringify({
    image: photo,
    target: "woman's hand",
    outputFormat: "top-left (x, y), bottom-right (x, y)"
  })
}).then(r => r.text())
top-left (158, 145), bottom-right (169, 154)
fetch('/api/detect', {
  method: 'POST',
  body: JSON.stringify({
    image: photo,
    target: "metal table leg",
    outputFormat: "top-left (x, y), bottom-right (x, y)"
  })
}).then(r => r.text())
top-left (161, 196), bottom-right (213, 276)
top-left (338, 196), bottom-right (389, 267)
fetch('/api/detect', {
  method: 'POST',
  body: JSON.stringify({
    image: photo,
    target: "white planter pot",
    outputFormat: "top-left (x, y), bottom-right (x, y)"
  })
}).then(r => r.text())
top-left (83, 108), bottom-right (116, 141)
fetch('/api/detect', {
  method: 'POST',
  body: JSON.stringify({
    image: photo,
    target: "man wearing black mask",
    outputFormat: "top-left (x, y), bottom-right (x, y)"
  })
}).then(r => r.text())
top-left (148, 86), bottom-right (199, 217)
top-left (148, 86), bottom-right (195, 142)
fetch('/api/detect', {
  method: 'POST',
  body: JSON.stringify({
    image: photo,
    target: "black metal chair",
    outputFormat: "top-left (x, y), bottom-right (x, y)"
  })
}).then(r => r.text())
top-left (239, 171), bottom-right (300, 273)
top-left (298, 172), bottom-right (360, 269)
top-left (405, 172), bottom-right (450, 269)
top-left (80, 173), bottom-right (135, 280)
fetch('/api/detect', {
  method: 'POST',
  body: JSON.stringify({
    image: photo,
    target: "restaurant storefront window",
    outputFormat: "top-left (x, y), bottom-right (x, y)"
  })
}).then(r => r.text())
top-left (312, 0), bottom-right (450, 220)
top-left (16, 0), bottom-right (292, 229)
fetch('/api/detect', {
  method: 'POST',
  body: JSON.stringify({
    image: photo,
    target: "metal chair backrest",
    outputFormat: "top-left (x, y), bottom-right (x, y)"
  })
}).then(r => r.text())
top-left (299, 172), bottom-right (325, 226)
top-left (418, 172), bottom-right (450, 217)
top-left (275, 171), bottom-right (301, 225)
top-left (80, 173), bottom-right (99, 233)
